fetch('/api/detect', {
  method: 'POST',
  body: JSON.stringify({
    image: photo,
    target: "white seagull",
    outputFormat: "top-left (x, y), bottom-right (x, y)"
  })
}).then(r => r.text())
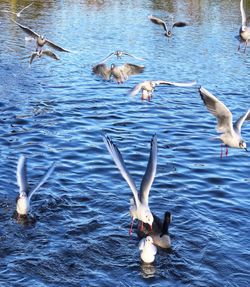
top-left (99, 50), bottom-right (145, 63)
top-left (199, 87), bottom-right (250, 157)
top-left (238, 0), bottom-right (250, 53)
top-left (103, 134), bottom-right (157, 235)
top-left (16, 155), bottom-right (56, 217)
top-left (129, 80), bottom-right (196, 101)
top-left (139, 236), bottom-right (157, 264)
top-left (0, 2), bottom-right (33, 18)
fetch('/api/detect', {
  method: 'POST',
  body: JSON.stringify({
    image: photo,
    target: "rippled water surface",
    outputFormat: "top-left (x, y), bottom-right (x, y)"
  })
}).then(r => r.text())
top-left (0, 0), bottom-right (250, 286)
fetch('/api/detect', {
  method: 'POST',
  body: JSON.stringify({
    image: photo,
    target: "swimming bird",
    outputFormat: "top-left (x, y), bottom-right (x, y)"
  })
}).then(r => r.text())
top-left (137, 212), bottom-right (172, 249)
top-left (148, 15), bottom-right (188, 38)
top-left (0, 2), bottom-right (33, 18)
top-left (103, 134), bottom-right (157, 235)
top-left (99, 50), bottom-right (145, 63)
top-left (92, 63), bottom-right (144, 83)
top-left (238, 0), bottom-right (250, 52)
top-left (16, 155), bottom-right (56, 218)
top-left (11, 19), bottom-right (70, 53)
top-left (139, 236), bottom-right (157, 264)
top-left (199, 86), bottom-right (250, 157)
top-left (129, 80), bottom-right (196, 101)
top-left (29, 50), bottom-right (60, 66)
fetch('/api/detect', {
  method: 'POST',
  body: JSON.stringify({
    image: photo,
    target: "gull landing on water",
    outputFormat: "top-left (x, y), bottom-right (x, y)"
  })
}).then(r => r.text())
top-left (199, 87), bottom-right (250, 158)
top-left (0, 2), bottom-right (33, 18)
top-left (16, 155), bottom-right (56, 218)
top-left (139, 236), bottom-right (157, 264)
top-left (238, 0), bottom-right (250, 53)
top-left (103, 134), bottom-right (158, 235)
top-left (129, 80), bottom-right (196, 101)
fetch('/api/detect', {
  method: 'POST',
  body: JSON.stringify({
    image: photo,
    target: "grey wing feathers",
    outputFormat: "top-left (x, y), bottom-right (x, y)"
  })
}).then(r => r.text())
top-left (122, 52), bottom-right (145, 61)
top-left (17, 155), bottom-right (28, 194)
top-left (121, 63), bottom-right (145, 76)
top-left (234, 109), bottom-right (250, 133)
top-left (172, 21), bottom-right (188, 28)
top-left (29, 52), bottom-right (37, 65)
top-left (240, 0), bottom-right (247, 26)
top-left (148, 15), bottom-right (168, 32)
top-left (28, 161), bottom-right (56, 200)
top-left (42, 50), bottom-right (60, 60)
top-left (153, 80), bottom-right (196, 87)
top-left (129, 83), bottom-right (143, 96)
top-left (199, 87), bottom-right (233, 134)
top-left (103, 135), bottom-right (140, 206)
top-left (92, 63), bottom-right (111, 80)
top-left (18, 2), bottom-right (33, 14)
top-left (45, 39), bottom-right (70, 52)
top-left (139, 134), bottom-right (157, 206)
top-left (11, 19), bottom-right (39, 38)
top-left (99, 52), bottom-right (115, 63)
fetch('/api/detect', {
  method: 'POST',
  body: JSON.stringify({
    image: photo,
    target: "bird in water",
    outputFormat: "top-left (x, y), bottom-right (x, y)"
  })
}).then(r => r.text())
top-left (99, 50), bottom-right (145, 63)
top-left (199, 87), bottom-right (250, 158)
top-left (137, 211), bottom-right (172, 249)
top-left (129, 80), bottom-right (196, 101)
top-left (92, 63), bottom-right (144, 83)
top-left (139, 236), bottom-right (157, 264)
top-left (16, 155), bottom-right (56, 219)
top-left (29, 50), bottom-right (60, 66)
top-left (148, 15), bottom-right (188, 38)
top-left (0, 2), bottom-right (33, 18)
top-left (103, 134), bottom-right (158, 235)
top-left (11, 19), bottom-right (70, 53)
top-left (238, 0), bottom-right (250, 52)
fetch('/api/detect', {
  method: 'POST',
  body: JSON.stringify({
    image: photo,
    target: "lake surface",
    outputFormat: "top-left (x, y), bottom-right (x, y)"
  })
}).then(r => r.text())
top-left (0, 0), bottom-right (250, 286)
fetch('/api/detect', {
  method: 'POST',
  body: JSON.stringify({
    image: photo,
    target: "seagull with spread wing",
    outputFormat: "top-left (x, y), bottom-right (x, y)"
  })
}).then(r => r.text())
top-left (0, 2), bottom-right (33, 18)
top-left (16, 155), bottom-right (56, 218)
top-left (99, 50), bottom-right (145, 63)
top-left (148, 15), bottom-right (188, 38)
top-left (199, 87), bottom-right (250, 157)
top-left (103, 134), bottom-right (158, 235)
top-left (129, 80), bottom-right (196, 101)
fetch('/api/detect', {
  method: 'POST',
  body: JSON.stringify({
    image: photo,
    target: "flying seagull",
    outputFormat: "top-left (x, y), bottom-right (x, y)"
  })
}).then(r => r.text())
top-left (99, 50), bottom-right (145, 63)
top-left (0, 2), bottom-right (33, 18)
top-left (29, 50), bottom-right (60, 66)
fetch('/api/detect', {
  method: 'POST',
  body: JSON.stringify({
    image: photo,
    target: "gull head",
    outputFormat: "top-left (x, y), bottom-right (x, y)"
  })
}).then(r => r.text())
top-left (239, 140), bottom-right (248, 151)
top-left (145, 236), bottom-right (153, 244)
top-left (144, 210), bottom-right (154, 227)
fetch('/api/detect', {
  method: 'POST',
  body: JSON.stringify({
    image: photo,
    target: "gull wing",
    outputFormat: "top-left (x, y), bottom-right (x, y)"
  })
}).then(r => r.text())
top-left (234, 109), bottom-right (250, 134)
top-left (28, 162), bottom-right (56, 200)
top-left (120, 63), bottom-right (145, 77)
top-left (18, 2), bottom-right (33, 15)
top-left (138, 238), bottom-right (146, 250)
top-left (148, 15), bottom-right (168, 32)
top-left (129, 82), bottom-right (144, 96)
top-left (240, 0), bottom-right (247, 26)
top-left (153, 80), bottom-right (196, 87)
top-left (11, 19), bottom-right (39, 39)
top-left (41, 50), bottom-right (60, 60)
top-left (92, 63), bottom-right (111, 80)
top-left (98, 52), bottom-right (115, 63)
top-left (29, 52), bottom-right (38, 66)
top-left (103, 135), bottom-right (140, 208)
top-left (45, 39), bottom-right (70, 52)
top-left (172, 21), bottom-right (188, 28)
top-left (122, 52), bottom-right (145, 61)
top-left (139, 134), bottom-right (157, 206)
top-left (16, 155), bottom-right (28, 195)
top-left (199, 87), bottom-right (234, 134)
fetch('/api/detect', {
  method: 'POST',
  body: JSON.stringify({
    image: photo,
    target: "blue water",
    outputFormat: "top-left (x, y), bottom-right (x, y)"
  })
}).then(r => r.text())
top-left (0, 0), bottom-right (250, 286)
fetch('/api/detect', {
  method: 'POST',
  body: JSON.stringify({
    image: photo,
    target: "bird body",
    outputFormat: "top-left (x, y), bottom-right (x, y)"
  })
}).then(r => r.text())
top-left (130, 80), bottom-right (196, 100)
top-left (199, 87), bottom-right (250, 156)
top-left (139, 236), bottom-right (157, 263)
top-left (103, 134), bottom-right (158, 234)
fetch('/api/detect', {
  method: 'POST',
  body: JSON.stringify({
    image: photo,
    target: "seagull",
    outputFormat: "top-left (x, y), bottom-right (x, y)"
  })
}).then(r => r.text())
top-left (238, 0), bottom-right (250, 52)
top-left (11, 19), bottom-right (70, 53)
top-left (92, 63), bottom-right (144, 83)
top-left (129, 80), bottom-right (196, 101)
top-left (103, 134), bottom-right (157, 235)
top-left (199, 87), bottom-right (250, 157)
top-left (99, 50), bottom-right (145, 63)
top-left (137, 211), bottom-right (172, 249)
top-left (29, 50), bottom-right (60, 66)
top-left (139, 236), bottom-right (157, 264)
top-left (148, 15), bottom-right (188, 38)
top-left (0, 2), bottom-right (33, 18)
top-left (16, 155), bottom-right (56, 218)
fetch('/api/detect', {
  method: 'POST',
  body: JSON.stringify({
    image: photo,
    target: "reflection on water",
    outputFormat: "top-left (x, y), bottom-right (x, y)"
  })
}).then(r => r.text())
top-left (0, 0), bottom-right (250, 286)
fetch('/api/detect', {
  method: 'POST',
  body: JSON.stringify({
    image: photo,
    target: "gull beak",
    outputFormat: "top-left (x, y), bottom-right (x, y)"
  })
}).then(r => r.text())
top-left (149, 224), bottom-right (153, 231)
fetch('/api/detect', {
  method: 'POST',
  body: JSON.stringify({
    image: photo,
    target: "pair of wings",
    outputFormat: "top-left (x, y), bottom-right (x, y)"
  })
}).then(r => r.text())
top-left (30, 50), bottom-right (59, 65)
top-left (11, 19), bottom-right (70, 52)
top-left (148, 15), bottom-right (188, 33)
top-left (0, 2), bottom-right (33, 17)
top-left (16, 155), bottom-right (56, 200)
top-left (92, 63), bottom-right (144, 80)
top-left (130, 80), bottom-right (196, 97)
top-left (199, 87), bottom-right (250, 135)
top-left (103, 134), bottom-right (157, 209)
top-left (100, 51), bottom-right (145, 63)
